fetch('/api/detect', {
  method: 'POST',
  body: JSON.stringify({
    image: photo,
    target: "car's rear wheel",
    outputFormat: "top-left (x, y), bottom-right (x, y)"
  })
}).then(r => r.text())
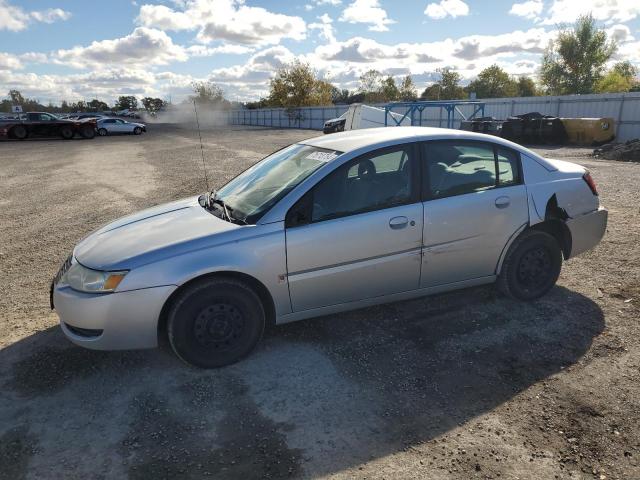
top-left (97, 128), bottom-right (108, 136)
top-left (133, 127), bottom-right (142, 135)
top-left (60, 126), bottom-right (74, 139)
top-left (11, 125), bottom-right (28, 140)
top-left (167, 277), bottom-right (265, 368)
top-left (80, 126), bottom-right (95, 139)
top-left (497, 229), bottom-right (562, 300)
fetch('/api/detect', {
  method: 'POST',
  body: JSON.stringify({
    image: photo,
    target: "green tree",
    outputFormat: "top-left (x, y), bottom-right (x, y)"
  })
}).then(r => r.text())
top-left (398, 75), bottom-right (417, 101)
top-left (466, 65), bottom-right (518, 98)
top-left (540, 14), bottom-right (616, 95)
top-left (266, 60), bottom-right (333, 108)
top-left (141, 97), bottom-right (167, 114)
top-left (331, 87), bottom-right (351, 104)
top-left (612, 61), bottom-right (637, 79)
top-left (87, 99), bottom-right (108, 111)
top-left (114, 96), bottom-right (138, 111)
top-left (420, 68), bottom-right (466, 100)
top-left (594, 70), bottom-right (634, 93)
top-left (9, 89), bottom-right (25, 105)
top-left (516, 77), bottom-right (538, 97)
top-left (380, 76), bottom-right (400, 102)
top-left (191, 81), bottom-right (227, 106)
top-left (358, 69), bottom-right (385, 103)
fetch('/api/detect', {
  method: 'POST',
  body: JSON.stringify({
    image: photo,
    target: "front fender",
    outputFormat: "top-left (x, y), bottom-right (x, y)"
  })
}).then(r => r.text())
top-left (116, 222), bottom-right (291, 316)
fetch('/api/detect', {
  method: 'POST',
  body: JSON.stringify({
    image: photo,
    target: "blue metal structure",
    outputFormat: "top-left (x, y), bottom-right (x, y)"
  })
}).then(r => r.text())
top-left (384, 101), bottom-right (486, 128)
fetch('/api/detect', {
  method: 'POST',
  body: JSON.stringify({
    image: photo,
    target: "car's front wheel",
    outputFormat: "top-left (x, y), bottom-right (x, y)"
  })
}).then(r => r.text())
top-left (133, 127), bottom-right (142, 135)
top-left (167, 277), bottom-right (265, 368)
top-left (497, 229), bottom-right (562, 300)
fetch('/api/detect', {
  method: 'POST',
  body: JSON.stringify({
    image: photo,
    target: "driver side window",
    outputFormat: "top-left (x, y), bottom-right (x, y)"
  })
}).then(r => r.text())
top-left (286, 145), bottom-right (417, 227)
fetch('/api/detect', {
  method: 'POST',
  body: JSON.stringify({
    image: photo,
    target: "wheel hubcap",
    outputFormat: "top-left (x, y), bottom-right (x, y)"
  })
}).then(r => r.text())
top-left (517, 247), bottom-right (552, 288)
top-left (193, 303), bottom-right (244, 349)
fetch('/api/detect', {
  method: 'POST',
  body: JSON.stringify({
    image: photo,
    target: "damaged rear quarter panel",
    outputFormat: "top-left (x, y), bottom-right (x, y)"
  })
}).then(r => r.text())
top-left (521, 154), bottom-right (599, 225)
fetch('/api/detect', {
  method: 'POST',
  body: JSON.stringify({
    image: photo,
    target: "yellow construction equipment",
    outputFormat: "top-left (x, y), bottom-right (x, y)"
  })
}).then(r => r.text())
top-left (560, 117), bottom-right (616, 145)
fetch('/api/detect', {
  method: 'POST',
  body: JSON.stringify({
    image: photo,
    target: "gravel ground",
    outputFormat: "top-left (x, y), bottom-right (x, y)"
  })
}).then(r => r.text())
top-left (0, 126), bottom-right (638, 480)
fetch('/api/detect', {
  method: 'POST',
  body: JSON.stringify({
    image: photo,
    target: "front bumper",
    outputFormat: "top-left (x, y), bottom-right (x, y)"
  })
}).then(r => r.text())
top-left (566, 207), bottom-right (608, 258)
top-left (53, 284), bottom-right (176, 350)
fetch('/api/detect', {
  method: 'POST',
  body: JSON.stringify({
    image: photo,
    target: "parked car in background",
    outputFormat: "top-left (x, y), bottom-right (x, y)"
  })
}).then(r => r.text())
top-left (0, 112), bottom-right (96, 139)
top-left (96, 117), bottom-right (146, 136)
top-left (51, 127), bottom-right (607, 368)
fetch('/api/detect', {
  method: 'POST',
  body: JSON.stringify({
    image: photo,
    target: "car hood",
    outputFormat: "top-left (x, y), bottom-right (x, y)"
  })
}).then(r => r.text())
top-left (74, 196), bottom-right (242, 270)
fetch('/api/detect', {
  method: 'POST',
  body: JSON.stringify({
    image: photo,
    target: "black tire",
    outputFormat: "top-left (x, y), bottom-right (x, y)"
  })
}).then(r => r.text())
top-left (497, 229), bottom-right (562, 300)
top-left (167, 277), bottom-right (265, 368)
top-left (80, 126), bottom-right (95, 139)
top-left (60, 126), bottom-right (74, 139)
top-left (11, 125), bottom-right (27, 140)
top-left (97, 128), bottom-right (108, 136)
top-left (133, 127), bottom-right (142, 135)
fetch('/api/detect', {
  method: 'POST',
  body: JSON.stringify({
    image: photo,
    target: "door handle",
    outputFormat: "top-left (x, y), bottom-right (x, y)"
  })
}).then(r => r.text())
top-left (495, 196), bottom-right (510, 209)
top-left (389, 216), bottom-right (409, 229)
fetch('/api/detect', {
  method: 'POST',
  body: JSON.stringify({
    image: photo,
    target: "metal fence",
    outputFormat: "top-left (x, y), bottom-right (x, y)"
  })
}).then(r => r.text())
top-left (227, 92), bottom-right (640, 142)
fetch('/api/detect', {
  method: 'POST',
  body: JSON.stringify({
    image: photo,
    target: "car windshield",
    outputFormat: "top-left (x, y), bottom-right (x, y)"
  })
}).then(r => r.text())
top-left (215, 144), bottom-right (341, 224)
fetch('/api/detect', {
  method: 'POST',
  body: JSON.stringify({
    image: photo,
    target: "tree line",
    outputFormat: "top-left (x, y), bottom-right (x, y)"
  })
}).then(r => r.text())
top-left (2, 14), bottom-right (638, 114)
top-left (249, 14), bottom-right (639, 109)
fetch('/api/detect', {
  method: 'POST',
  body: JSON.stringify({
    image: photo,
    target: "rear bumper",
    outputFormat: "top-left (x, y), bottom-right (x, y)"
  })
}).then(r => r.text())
top-left (567, 207), bottom-right (608, 258)
top-left (53, 284), bottom-right (176, 350)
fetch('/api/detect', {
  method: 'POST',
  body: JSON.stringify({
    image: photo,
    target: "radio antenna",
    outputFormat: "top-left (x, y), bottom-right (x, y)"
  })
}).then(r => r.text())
top-left (193, 99), bottom-right (210, 191)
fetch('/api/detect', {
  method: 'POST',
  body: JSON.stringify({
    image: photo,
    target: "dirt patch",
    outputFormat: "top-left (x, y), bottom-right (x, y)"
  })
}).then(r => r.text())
top-left (122, 378), bottom-right (302, 480)
top-left (7, 346), bottom-right (147, 396)
top-left (593, 139), bottom-right (640, 162)
top-left (0, 425), bottom-right (37, 480)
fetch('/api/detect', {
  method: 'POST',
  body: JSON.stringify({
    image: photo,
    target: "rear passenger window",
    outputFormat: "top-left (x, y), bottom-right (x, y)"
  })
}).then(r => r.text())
top-left (423, 142), bottom-right (495, 199)
top-left (496, 147), bottom-right (521, 186)
top-left (423, 141), bottom-right (521, 199)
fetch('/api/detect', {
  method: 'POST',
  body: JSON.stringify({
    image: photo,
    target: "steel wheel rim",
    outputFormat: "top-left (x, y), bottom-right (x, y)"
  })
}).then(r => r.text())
top-left (517, 246), bottom-right (552, 288)
top-left (193, 303), bottom-right (245, 350)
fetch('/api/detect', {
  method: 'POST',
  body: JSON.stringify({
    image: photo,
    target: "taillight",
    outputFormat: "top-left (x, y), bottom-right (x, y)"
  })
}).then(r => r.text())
top-left (583, 171), bottom-right (598, 196)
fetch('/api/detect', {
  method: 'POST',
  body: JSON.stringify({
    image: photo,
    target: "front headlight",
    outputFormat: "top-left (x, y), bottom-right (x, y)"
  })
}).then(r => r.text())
top-left (62, 259), bottom-right (128, 293)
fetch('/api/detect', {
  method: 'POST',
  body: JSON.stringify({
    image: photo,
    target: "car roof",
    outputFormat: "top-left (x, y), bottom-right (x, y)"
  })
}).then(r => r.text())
top-left (303, 126), bottom-right (525, 154)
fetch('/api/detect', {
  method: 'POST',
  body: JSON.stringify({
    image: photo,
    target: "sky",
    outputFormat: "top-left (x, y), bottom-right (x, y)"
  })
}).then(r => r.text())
top-left (0, 0), bottom-right (639, 104)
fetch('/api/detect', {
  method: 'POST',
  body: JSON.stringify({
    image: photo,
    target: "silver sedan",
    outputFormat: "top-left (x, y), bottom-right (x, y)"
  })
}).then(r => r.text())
top-left (96, 118), bottom-right (146, 136)
top-left (51, 127), bottom-right (607, 368)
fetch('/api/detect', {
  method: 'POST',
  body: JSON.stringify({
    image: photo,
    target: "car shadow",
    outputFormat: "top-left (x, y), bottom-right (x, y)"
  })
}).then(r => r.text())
top-left (0, 285), bottom-right (604, 479)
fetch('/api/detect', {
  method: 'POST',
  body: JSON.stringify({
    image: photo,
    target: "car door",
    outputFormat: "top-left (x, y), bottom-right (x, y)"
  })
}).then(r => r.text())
top-left (285, 144), bottom-right (423, 312)
top-left (420, 140), bottom-right (529, 288)
top-left (31, 113), bottom-right (51, 136)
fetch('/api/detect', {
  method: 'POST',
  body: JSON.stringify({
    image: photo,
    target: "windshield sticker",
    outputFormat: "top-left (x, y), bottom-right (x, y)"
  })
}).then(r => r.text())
top-left (306, 151), bottom-right (339, 162)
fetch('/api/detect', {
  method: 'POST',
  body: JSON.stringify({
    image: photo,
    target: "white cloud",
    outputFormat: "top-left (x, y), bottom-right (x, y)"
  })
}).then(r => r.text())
top-left (606, 24), bottom-right (634, 44)
top-left (0, 51), bottom-right (22, 70)
top-left (0, 69), bottom-right (162, 104)
top-left (541, 0), bottom-right (640, 25)
top-left (137, 4), bottom-right (192, 30)
top-left (509, 0), bottom-right (543, 20)
top-left (210, 46), bottom-right (296, 86)
top-left (309, 13), bottom-right (336, 43)
top-left (424, 0), bottom-right (470, 19)
top-left (137, 0), bottom-right (306, 46)
top-left (186, 44), bottom-right (255, 56)
top-left (340, 0), bottom-right (395, 32)
top-left (29, 8), bottom-right (71, 24)
top-left (0, 0), bottom-right (71, 31)
top-left (53, 27), bottom-right (188, 69)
